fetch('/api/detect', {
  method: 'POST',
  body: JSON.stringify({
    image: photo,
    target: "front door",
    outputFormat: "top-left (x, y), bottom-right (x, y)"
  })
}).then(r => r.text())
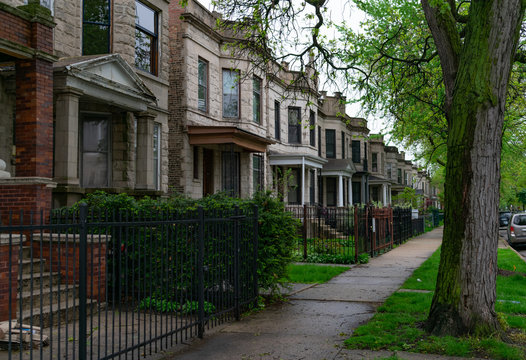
top-left (203, 149), bottom-right (214, 196)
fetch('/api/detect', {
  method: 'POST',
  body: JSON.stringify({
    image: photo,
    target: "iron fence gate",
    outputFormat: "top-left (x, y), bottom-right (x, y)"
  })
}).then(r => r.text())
top-left (0, 204), bottom-right (258, 359)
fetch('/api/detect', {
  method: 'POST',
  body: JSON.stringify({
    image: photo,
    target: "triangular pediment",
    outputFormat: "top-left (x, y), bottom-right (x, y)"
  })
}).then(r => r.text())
top-left (54, 54), bottom-right (157, 104)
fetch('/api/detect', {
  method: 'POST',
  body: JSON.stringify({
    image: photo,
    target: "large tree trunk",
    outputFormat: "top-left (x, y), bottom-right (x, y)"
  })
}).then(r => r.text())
top-left (422, 0), bottom-right (525, 336)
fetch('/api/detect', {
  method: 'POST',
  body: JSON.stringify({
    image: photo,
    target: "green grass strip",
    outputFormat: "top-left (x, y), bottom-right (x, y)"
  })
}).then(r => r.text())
top-left (284, 263), bottom-right (349, 283)
top-left (346, 247), bottom-right (526, 360)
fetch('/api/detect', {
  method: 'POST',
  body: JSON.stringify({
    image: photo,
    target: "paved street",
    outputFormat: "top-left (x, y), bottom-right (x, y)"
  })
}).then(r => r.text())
top-left (499, 228), bottom-right (526, 258)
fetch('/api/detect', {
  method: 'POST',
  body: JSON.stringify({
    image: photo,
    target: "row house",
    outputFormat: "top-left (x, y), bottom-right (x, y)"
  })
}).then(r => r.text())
top-left (0, 0), bottom-right (439, 213)
top-left (0, 0), bottom-right (171, 213)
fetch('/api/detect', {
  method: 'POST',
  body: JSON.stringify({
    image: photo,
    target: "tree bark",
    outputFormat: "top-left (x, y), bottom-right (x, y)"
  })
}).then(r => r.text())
top-left (422, 0), bottom-right (525, 336)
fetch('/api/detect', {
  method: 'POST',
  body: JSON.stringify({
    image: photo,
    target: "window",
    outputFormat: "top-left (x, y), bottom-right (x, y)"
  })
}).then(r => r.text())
top-left (405, 172), bottom-right (409, 185)
top-left (287, 168), bottom-right (301, 204)
top-left (153, 123), bottom-right (161, 190)
top-left (341, 131), bottom-right (345, 159)
top-left (81, 115), bottom-right (110, 188)
top-left (135, 1), bottom-right (158, 74)
top-left (253, 77), bottom-right (262, 123)
top-left (274, 101), bottom-right (281, 140)
top-left (253, 154), bottom-right (263, 193)
top-left (387, 163), bottom-right (392, 179)
top-left (288, 107), bottom-right (301, 144)
top-left (398, 168), bottom-right (402, 184)
top-left (326, 177), bottom-right (337, 206)
top-left (223, 69), bottom-right (240, 118)
top-left (82, 0), bottom-right (111, 55)
top-left (198, 58), bottom-right (208, 112)
top-left (309, 110), bottom-right (315, 146)
top-left (222, 151), bottom-right (240, 196)
top-left (352, 140), bottom-right (361, 163)
top-left (193, 146), bottom-right (199, 179)
top-left (325, 129), bottom-right (335, 158)
top-left (352, 182), bottom-right (361, 204)
top-left (372, 153), bottom-right (378, 172)
top-left (318, 126), bottom-right (321, 156)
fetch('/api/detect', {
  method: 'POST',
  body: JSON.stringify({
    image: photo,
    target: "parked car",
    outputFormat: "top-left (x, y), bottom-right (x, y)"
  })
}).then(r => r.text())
top-left (499, 211), bottom-right (512, 227)
top-left (508, 213), bottom-right (526, 246)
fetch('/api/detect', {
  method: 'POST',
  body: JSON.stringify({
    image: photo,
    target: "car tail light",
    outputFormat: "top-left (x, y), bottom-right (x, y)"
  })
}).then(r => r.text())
top-left (510, 226), bottom-right (515, 235)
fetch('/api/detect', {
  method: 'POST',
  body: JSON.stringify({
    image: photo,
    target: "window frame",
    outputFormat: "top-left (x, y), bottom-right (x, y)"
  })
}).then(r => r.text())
top-left (372, 153), bottom-right (378, 173)
top-left (80, 112), bottom-right (111, 188)
top-left (197, 58), bottom-right (208, 113)
top-left (287, 106), bottom-right (301, 144)
top-left (309, 110), bottom-right (316, 146)
top-left (325, 129), bottom-right (336, 159)
top-left (82, 0), bottom-right (111, 55)
top-left (222, 69), bottom-right (241, 118)
top-left (222, 151), bottom-right (240, 196)
top-left (135, 0), bottom-right (159, 75)
top-left (274, 100), bottom-right (281, 140)
top-left (252, 154), bottom-right (263, 193)
top-left (253, 76), bottom-right (262, 123)
top-left (351, 140), bottom-right (361, 163)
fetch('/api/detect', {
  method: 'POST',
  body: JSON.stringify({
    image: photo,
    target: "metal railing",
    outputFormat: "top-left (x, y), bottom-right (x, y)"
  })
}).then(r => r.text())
top-left (0, 204), bottom-right (258, 359)
top-left (286, 205), bottom-right (438, 263)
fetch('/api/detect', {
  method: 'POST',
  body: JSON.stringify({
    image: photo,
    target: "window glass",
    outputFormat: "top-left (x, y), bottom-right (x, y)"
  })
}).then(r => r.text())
top-left (352, 140), bottom-right (361, 163)
top-left (341, 131), bottom-right (345, 158)
top-left (223, 70), bottom-right (239, 118)
top-left (372, 153), bottom-right (378, 172)
top-left (222, 151), bottom-right (240, 196)
top-left (253, 154), bottom-right (263, 193)
top-left (325, 129), bottom-right (335, 158)
top-left (309, 110), bottom-right (315, 146)
top-left (274, 101), bottom-right (281, 140)
top-left (288, 107), bottom-right (301, 144)
top-left (198, 59), bottom-right (208, 112)
top-left (514, 215), bottom-right (526, 226)
top-left (82, 0), bottom-right (110, 55)
top-left (82, 116), bottom-right (109, 188)
top-left (135, 1), bottom-right (158, 74)
top-left (253, 77), bottom-right (261, 123)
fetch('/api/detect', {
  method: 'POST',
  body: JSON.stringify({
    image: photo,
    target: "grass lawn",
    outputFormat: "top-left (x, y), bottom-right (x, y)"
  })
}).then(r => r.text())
top-left (285, 263), bottom-right (350, 283)
top-left (345, 248), bottom-right (526, 360)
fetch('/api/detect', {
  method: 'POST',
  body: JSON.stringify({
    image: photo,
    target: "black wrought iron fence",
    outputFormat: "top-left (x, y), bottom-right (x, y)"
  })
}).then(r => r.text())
top-left (286, 205), bottom-right (437, 264)
top-left (0, 204), bottom-right (258, 360)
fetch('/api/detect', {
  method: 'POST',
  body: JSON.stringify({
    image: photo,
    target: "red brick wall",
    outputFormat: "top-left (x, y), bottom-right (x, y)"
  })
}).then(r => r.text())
top-left (0, 184), bottom-right (52, 224)
top-left (168, 2), bottom-right (186, 194)
top-left (0, 241), bottom-right (19, 321)
top-left (34, 239), bottom-right (107, 301)
top-left (0, 9), bottom-right (32, 48)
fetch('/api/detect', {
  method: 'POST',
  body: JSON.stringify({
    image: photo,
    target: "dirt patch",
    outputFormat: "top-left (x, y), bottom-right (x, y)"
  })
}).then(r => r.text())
top-left (498, 268), bottom-right (526, 277)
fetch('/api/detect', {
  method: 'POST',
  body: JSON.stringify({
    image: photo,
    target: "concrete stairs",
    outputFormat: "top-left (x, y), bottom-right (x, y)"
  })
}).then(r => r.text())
top-left (16, 246), bottom-right (101, 329)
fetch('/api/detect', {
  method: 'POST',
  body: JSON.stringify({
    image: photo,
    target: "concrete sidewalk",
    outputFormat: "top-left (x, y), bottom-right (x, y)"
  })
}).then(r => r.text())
top-left (162, 228), bottom-right (444, 360)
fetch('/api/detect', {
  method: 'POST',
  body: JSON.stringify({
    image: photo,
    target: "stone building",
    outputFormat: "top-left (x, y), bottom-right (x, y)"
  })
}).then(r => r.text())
top-left (0, 0), bottom-right (171, 211)
top-left (367, 135), bottom-right (390, 205)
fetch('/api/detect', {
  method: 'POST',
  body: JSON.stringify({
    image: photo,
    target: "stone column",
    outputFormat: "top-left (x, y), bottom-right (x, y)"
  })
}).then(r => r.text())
top-left (382, 184), bottom-right (388, 206)
top-left (338, 175), bottom-right (343, 207)
top-left (54, 89), bottom-right (82, 186)
top-left (136, 112), bottom-right (155, 189)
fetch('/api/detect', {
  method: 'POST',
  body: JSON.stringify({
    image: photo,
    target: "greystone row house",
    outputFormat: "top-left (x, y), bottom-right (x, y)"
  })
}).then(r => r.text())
top-left (0, 0), bottom-right (438, 212)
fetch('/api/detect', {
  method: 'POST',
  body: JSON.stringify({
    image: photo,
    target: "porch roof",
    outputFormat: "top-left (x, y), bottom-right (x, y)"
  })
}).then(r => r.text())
top-left (188, 126), bottom-right (274, 153)
top-left (321, 159), bottom-right (356, 177)
top-left (268, 152), bottom-right (327, 169)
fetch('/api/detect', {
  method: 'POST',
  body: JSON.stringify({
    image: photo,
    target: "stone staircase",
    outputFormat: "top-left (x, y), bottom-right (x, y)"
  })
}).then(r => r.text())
top-left (307, 219), bottom-right (348, 240)
top-left (16, 245), bottom-right (100, 329)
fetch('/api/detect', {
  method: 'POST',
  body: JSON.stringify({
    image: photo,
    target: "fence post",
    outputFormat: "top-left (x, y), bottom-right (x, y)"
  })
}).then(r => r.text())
top-left (197, 206), bottom-right (205, 338)
top-left (253, 205), bottom-right (259, 308)
top-left (354, 205), bottom-right (358, 264)
top-left (303, 205), bottom-right (307, 260)
top-left (79, 203), bottom-right (88, 360)
top-left (234, 205), bottom-right (241, 321)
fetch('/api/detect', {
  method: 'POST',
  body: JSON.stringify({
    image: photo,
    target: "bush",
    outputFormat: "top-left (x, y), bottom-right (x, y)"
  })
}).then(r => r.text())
top-left (63, 190), bottom-right (298, 301)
